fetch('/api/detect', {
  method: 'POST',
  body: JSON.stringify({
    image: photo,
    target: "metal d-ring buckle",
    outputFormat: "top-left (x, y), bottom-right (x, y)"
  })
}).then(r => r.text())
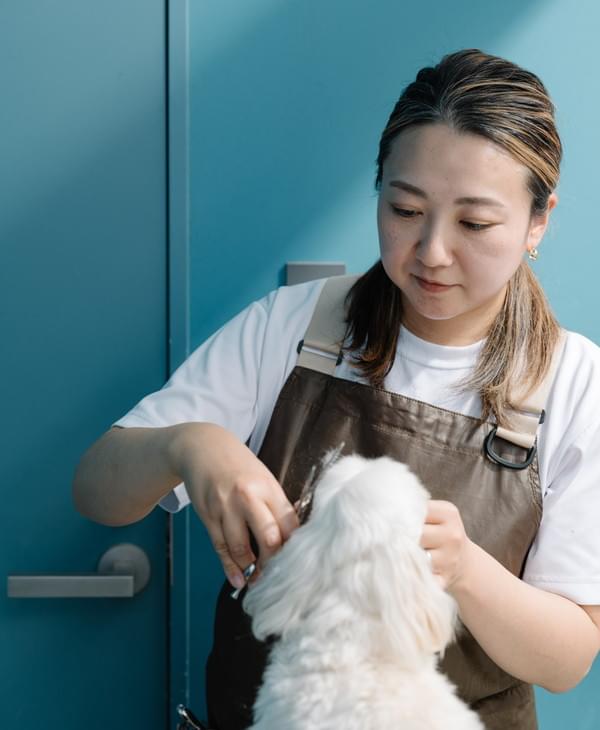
top-left (484, 426), bottom-right (537, 471)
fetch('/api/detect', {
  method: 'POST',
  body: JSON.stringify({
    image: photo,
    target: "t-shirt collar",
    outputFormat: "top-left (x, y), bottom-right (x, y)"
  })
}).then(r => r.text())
top-left (397, 325), bottom-right (485, 370)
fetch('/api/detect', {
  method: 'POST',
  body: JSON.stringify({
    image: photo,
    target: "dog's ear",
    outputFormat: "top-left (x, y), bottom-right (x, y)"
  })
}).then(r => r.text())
top-left (319, 456), bottom-right (456, 663)
top-left (361, 538), bottom-right (457, 664)
top-left (242, 455), bottom-right (369, 640)
top-left (242, 517), bottom-right (331, 640)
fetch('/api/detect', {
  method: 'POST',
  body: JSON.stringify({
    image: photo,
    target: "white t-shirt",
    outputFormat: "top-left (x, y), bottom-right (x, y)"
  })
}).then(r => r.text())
top-left (114, 278), bottom-right (600, 605)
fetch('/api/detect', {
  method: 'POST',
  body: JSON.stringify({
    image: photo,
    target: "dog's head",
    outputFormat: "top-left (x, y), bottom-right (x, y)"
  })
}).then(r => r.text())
top-left (243, 454), bottom-right (456, 664)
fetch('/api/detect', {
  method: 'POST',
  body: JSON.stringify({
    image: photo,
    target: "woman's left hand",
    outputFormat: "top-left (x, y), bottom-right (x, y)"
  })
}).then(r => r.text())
top-left (420, 499), bottom-right (474, 594)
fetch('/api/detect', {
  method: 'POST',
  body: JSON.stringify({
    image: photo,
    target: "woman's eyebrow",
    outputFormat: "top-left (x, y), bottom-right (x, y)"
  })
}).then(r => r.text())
top-left (389, 179), bottom-right (506, 208)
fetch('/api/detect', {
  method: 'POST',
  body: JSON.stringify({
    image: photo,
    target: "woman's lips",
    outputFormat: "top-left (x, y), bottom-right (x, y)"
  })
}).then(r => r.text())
top-left (413, 275), bottom-right (455, 293)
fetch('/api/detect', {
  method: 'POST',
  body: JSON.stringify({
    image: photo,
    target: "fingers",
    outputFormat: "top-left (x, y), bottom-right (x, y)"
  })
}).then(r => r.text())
top-left (239, 480), bottom-right (299, 570)
top-left (420, 499), bottom-right (470, 591)
top-left (420, 500), bottom-right (459, 560)
top-left (206, 519), bottom-right (253, 590)
top-left (267, 489), bottom-right (300, 542)
top-left (424, 499), bottom-right (459, 523)
top-left (420, 506), bottom-right (462, 549)
top-left (423, 547), bottom-right (446, 587)
top-left (420, 523), bottom-right (435, 549)
top-left (242, 499), bottom-right (283, 570)
top-left (205, 477), bottom-right (299, 586)
top-left (178, 424), bottom-right (300, 585)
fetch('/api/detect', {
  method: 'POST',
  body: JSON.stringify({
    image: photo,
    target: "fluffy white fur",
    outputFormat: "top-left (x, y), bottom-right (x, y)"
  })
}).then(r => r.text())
top-left (243, 454), bottom-right (484, 730)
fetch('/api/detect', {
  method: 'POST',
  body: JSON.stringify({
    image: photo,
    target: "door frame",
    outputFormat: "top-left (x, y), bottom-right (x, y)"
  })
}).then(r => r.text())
top-left (167, 0), bottom-right (192, 722)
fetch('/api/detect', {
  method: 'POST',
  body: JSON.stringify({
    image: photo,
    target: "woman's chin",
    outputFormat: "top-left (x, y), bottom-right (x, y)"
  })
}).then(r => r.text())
top-left (405, 303), bottom-right (463, 323)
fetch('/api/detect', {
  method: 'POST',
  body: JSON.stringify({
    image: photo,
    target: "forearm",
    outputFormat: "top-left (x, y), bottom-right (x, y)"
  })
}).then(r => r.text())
top-left (452, 541), bottom-right (600, 693)
top-left (72, 425), bottom-right (184, 526)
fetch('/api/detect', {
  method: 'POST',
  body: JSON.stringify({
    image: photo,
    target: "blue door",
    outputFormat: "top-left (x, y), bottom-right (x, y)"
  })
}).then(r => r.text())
top-left (1, 2), bottom-right (168, 727)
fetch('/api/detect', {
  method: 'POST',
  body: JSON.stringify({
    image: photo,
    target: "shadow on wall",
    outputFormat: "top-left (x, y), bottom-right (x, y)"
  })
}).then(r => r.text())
top-left (187, 0), bottom-right (548, 345)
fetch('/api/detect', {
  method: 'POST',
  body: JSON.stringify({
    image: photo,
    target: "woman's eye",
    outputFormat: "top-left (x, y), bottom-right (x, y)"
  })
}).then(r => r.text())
top-left (390, 206), bottom-right (492, 232)
top-left (462, 221), bottom-right (491, 231)
top-left (391, 206), bottom-right (420, 218)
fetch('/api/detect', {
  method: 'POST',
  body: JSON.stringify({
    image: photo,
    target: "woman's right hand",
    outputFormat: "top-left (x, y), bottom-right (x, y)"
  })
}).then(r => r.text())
top-left (167, 422), bottom-right (299, 590)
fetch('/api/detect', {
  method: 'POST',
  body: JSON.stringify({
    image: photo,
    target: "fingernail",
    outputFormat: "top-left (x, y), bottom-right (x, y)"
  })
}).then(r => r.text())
top-left (229, 573), bottom-right (244, 590)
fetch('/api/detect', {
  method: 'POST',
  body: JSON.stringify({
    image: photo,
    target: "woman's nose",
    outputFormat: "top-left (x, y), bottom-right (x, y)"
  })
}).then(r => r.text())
top-left (415, 224), bottom-right (453, 267)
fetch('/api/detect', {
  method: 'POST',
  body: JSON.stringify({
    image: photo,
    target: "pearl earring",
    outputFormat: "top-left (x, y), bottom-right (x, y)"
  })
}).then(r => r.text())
top-left (528, 248), bottom-right (539, 261)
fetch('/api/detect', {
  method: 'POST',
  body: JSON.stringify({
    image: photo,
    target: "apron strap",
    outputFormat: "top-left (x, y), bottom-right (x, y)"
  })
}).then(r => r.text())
top-left (297, 275), bottom-right (567, 450)
top-left (496, 329), bottom-right (567, 449)
top-left (296, 274), bottom-right (359, 375)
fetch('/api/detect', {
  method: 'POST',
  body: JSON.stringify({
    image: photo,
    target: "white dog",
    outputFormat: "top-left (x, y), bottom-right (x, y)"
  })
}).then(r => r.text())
top-left (243, 454), bottom-right (484, 730)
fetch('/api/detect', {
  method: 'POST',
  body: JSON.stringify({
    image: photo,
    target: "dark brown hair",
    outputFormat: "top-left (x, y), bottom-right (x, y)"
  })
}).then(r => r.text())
top-left (343, 49), bottom-right (561, 425)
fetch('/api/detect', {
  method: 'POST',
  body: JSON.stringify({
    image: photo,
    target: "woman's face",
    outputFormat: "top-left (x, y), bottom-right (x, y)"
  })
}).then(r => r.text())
top-left (377, 123), bottom-right (556, 344)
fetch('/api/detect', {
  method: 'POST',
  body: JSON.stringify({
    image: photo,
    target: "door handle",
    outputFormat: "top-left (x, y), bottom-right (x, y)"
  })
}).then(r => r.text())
top-left (7, 543), bottom-right (151, 598)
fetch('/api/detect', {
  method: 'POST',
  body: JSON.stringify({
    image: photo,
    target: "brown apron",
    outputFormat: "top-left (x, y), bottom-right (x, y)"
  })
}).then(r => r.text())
top-left (205, 277), bottom-right (564, 730)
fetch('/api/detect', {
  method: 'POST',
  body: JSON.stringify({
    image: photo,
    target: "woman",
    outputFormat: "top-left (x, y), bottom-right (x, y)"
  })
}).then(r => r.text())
top-left (73, 49), bottom-right (600, 729)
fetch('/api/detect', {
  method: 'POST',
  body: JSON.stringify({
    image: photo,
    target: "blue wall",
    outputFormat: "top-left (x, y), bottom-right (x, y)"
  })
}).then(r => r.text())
top-left (187, 0), bottom-right (600, 348)
top-left (184, 1), bottom-right (599, 725)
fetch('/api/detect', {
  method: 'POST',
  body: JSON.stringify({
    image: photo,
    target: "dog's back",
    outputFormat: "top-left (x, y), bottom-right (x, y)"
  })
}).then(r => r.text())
top-left (250, 654), bottom-right (484, 730)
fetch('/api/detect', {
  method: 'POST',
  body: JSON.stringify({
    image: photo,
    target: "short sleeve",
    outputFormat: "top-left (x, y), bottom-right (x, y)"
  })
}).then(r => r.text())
top-left (113, 296), bottom-right (272, 512)
top-left (522, 332), bottom-right (600, 605)
top-left (522, 421), bottom-right (600, 604)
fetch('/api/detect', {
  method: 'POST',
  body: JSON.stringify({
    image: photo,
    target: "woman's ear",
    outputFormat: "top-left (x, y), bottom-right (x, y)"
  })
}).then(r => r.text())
top-left (526, 191), bottom-right (558, 254)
